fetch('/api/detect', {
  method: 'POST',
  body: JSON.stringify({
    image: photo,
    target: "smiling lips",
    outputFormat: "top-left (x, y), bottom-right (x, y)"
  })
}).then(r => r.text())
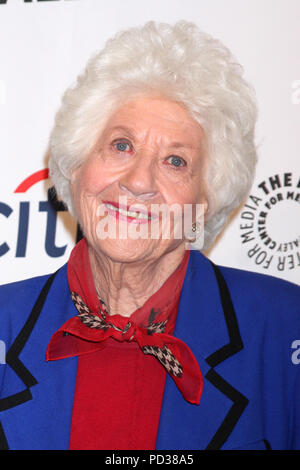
top-left (103, 200), bottom-right (157, 224)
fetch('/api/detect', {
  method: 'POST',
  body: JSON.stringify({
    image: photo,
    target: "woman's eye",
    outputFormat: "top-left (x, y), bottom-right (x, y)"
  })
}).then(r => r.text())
top-left (113, 140), bottom-right (132, 152)
top-left (167, 155), bottom-right (186, 168)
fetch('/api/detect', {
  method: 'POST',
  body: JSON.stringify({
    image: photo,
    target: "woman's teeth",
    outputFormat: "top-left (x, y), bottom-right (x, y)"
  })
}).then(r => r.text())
top-left (105, 203), bottom-right (150, 219)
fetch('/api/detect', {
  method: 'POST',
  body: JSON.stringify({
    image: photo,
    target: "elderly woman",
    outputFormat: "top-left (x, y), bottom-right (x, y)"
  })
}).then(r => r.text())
top-left (0, 21), bottom-right (299, 451)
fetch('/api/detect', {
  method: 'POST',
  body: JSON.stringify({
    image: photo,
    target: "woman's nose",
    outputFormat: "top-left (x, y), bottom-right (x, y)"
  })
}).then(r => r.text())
top-left (118, 152), bottom-right (158, 200)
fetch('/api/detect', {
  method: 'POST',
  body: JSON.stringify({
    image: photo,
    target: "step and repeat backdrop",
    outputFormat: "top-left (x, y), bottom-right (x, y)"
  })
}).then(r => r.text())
top-left (0, 0), bottom-right (299, 285)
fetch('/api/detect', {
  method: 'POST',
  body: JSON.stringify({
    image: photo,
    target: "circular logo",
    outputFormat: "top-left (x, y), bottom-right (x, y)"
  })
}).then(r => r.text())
top-left (239, 172), bottom-right (300, 272)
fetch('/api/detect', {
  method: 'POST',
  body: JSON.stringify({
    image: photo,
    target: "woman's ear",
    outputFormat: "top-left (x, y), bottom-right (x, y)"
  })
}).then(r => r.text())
top-left (196, 196), bottom-right (208, 222)
top-left (70, 166), bottom-right (82, 190)
top-left (202, 199), bottom-right (208, 217)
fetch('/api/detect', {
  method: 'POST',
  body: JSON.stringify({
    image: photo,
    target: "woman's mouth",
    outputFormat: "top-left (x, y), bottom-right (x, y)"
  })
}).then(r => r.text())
top-left (103, 201), bottom-right (155, 224)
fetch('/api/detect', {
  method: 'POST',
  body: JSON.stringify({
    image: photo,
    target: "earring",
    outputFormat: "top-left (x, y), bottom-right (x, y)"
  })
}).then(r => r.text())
top-left (192, 221), bottom-right (200, 234)
top-left (186, 221), bottom-right (201, 241)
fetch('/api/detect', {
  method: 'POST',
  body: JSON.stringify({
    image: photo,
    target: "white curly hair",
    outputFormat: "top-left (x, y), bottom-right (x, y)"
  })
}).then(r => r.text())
top-left (49, 20), bottom-right (258, 250)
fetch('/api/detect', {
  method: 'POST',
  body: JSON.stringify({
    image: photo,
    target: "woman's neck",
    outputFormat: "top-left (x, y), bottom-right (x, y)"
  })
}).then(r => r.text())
top-left (88, 244), bottom-right (187, 317)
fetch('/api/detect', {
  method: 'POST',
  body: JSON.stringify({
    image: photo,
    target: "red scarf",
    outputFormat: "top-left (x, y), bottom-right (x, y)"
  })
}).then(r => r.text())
top-left (46, 239), bottom-right (203, 405)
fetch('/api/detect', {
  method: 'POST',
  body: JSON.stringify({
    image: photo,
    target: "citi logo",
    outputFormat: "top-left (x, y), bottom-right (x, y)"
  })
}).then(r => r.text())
top-left (0, 169), bottom-right (81, 258)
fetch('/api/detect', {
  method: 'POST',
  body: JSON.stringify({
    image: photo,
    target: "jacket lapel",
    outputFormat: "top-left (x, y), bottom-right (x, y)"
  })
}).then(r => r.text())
top-left (156, 250), bottom-right (248, 450)
top-left (0, 265), bottom-right (78, 450)
top-left (1, 272), bottom-right (57, 415)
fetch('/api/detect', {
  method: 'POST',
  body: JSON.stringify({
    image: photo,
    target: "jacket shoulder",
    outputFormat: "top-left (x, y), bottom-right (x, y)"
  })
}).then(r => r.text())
top-left (0, 273), bottom-right (54, 311)
top-left (0, 273), bottom-right (54, 300)
top-left (216, 264), bottom-right (300, 338)
top-left (218, 264), bottom-right (300, 308)
top-left (0, 272), bottom-right (60, 347)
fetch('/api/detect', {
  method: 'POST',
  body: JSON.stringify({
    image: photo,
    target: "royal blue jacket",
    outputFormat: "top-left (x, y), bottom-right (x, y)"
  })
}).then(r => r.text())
top-left (0, 250), bottom-right (300, 450)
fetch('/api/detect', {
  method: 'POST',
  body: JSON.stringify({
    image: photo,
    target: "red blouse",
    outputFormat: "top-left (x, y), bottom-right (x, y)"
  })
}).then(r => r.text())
top-left (62, 240), bottom-right (190, 450)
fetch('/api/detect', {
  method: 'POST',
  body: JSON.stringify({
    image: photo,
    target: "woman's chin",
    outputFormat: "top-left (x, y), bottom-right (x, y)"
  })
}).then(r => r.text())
top-left (90, 237), bottom-right (180, 264)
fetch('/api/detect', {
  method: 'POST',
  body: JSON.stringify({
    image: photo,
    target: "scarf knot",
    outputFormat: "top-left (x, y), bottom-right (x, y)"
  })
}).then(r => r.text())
top-left (104, 315), bottom-right (137, 342)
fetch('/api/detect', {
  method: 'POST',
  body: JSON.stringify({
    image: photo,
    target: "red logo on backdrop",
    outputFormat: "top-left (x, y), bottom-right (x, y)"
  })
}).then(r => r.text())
top-left (14, 169), bottom-right (49, 193)
top-left (0, 169), bottom-right (81, 258)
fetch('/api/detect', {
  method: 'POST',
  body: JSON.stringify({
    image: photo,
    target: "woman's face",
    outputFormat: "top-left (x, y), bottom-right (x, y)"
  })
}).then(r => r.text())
top-left (70, 97), bottom-right (208, 263)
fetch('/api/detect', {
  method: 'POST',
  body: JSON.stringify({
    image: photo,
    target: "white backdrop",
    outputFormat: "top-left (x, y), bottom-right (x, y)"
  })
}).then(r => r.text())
top-left (0, 0), bottom-right (299, 285)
